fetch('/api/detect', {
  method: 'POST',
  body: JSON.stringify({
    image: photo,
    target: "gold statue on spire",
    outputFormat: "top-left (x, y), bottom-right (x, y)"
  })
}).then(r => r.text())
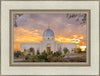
top-left (48, 22), bottom-right (50, 28)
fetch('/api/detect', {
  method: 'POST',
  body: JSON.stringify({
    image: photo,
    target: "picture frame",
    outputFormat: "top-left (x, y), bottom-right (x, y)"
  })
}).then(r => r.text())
top-left (10, 9), bottom-right (90, 66)
top-left (0, 0), bottom-right (100, 76)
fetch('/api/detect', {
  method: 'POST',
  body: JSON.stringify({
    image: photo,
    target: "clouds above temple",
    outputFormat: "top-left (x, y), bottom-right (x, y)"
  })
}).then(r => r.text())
top-left (14, 13), bottom-right (86, 51)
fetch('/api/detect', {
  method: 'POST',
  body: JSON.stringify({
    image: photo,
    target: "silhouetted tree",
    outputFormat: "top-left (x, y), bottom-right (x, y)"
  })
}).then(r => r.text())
top-left (14, 14), bottom-right (23, 27)
top-left (77, 48), bottom-right (82, 53)
top-left (29, 47), bottom-right (35, 55)
top-left (63, 48), bottom-right (69, 54)
top-left (66, 13), bottom-right (86, 24)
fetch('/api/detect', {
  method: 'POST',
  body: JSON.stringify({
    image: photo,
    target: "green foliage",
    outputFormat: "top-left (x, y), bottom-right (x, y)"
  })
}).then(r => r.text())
top-left (39, 51), bottom-right (48, 61)
top-left (29, 48), bottom-right (34, 52)
top-left (24, 51), bottom-right (69, 62)
top-left (37, 50), bottom-right (40, 55)
top-left (77, 48), bottom-right (82, 53)
top-left (47, 51), bottom-right (53, 55)
top-left (63, 48), bottom-right (69, 54)
top-left (24, 50), bottom-right (86, 62)
top-left (53, 51), bottom-right (61, 57)
top-left (14, 51), bottom-right (23, 58)
top-left (25, 55), bottom-right (34, 62)
top-left (25, 55), bottom-right (30, 60)
top-left (29, 47), bottom-right (35, 55)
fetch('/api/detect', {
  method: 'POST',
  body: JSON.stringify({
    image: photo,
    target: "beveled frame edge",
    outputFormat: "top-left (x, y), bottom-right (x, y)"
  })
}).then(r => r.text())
top-left (0, 0), bottom-right (99, 76)
top-left (9, 9), bottom-right (90, 67)
top-left (1, 0), bottom-right (100, 1)
top-left (0, 0), bottom-right (1, 76)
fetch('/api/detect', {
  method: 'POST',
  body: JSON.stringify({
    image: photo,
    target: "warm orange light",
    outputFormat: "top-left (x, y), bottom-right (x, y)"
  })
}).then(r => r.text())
top-left (80, 46), bottom-right (86, 51)
top-left (77, 45), bottom-right (80, 48)
top-left (73, 35), bottom-right (78, 38)
top-left (79, 36), bottom-right (84, 39)
top-left (55, 36), bottom-right (81, 44)
top-left (14, 27), bottom-right (86, 51)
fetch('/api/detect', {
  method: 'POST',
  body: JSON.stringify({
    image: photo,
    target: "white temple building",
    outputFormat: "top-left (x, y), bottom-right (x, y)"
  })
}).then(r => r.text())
top-left (21, 24), bottom-right (77, 55)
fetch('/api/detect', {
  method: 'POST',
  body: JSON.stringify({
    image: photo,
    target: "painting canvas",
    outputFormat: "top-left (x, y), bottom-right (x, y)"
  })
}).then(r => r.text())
top-left (13, 12), bottom-right (87, 63)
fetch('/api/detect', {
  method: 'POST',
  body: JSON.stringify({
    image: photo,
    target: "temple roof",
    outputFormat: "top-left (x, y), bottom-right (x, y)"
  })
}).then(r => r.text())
top-left (43, 28), bottom-right (54, 37)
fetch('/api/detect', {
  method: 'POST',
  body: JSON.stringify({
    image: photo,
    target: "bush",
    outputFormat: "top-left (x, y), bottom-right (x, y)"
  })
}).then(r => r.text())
top-left (24, 50), bottom-right (69, 62)
top-left (37, 50), bottom-right (40, 55)
top-left (53, 51), bottom-right (61, 57)
top-left (77, 48), bottom-right (82, 53)
top-left (29, 47), bottom-right (35, 55)
top-left (63, 48), bottom-right (69, 54)
top-left (14, 51), bottom-right (23, 58)
top-left (24, 51), bottom-right (86, 62)
top-left (25, 55), bottom-right (34, 62)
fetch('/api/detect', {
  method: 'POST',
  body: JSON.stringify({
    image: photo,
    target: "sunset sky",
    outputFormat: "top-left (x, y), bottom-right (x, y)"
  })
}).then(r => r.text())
top-left (14, 13), bottom-right (86, 51)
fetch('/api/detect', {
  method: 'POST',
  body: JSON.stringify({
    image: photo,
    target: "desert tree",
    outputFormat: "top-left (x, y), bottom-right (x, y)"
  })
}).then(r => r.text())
top-left (66, 13), bottom-right (86, 25)
top-left (29, 47), bottom-right (35, 55)
top-left (14, 14), bottom-right (23, 27)
top-left (63, 47), bottom-right (69, 54)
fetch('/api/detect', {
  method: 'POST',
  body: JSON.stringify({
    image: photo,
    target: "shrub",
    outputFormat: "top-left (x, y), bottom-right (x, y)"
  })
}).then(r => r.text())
top-left (63, 48), bottom-right (69, 54)
top-left (24, 51), bottom-right (64, 62)
top-left (24, 51), bottom-right (86, 62)
top-left (37, 50), bottom-right (40, 55)
top-left (25, 55), bottom-right (32, 61)
top-left (29, 47), bottom-right (35, 55)
top-left (77, 48), bottom-right (82, 53)
top-left (53, 51), bottom-right (61, 57)
top-left (14, 51), bottom-right (23, 58)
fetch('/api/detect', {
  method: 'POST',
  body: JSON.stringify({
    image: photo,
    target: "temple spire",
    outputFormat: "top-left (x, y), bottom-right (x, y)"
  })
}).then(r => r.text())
top-left (48, 22), bottom-right (50, 28)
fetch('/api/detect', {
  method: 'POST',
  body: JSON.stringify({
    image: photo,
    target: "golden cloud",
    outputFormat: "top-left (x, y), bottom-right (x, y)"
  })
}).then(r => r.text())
top-left (14, 27), bottom-right (42, 50)
top-left (14, 27), bottom-right (86, 51)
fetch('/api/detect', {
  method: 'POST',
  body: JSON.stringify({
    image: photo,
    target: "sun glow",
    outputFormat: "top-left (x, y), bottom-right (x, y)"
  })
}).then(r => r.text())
top-left (80, 46), bottom-right (86, 51)
top-left (14, 27), bottom-right (86, 51)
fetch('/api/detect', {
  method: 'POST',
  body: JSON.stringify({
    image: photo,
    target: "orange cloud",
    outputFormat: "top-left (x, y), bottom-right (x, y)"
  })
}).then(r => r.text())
top-left (55, 35), bottom-right (84, 44)
top-left (14, 27), bottom-right (86, 51)
top-left (14, 27), bottom-right (42, 51)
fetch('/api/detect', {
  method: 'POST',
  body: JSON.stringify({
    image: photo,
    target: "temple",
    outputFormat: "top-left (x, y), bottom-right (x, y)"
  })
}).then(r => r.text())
top-left (21, 23), bottom-right (77, 55)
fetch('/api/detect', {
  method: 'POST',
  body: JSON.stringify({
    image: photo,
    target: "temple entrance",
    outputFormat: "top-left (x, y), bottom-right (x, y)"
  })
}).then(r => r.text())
top-left (47, 47), bottom-right (51, 52)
